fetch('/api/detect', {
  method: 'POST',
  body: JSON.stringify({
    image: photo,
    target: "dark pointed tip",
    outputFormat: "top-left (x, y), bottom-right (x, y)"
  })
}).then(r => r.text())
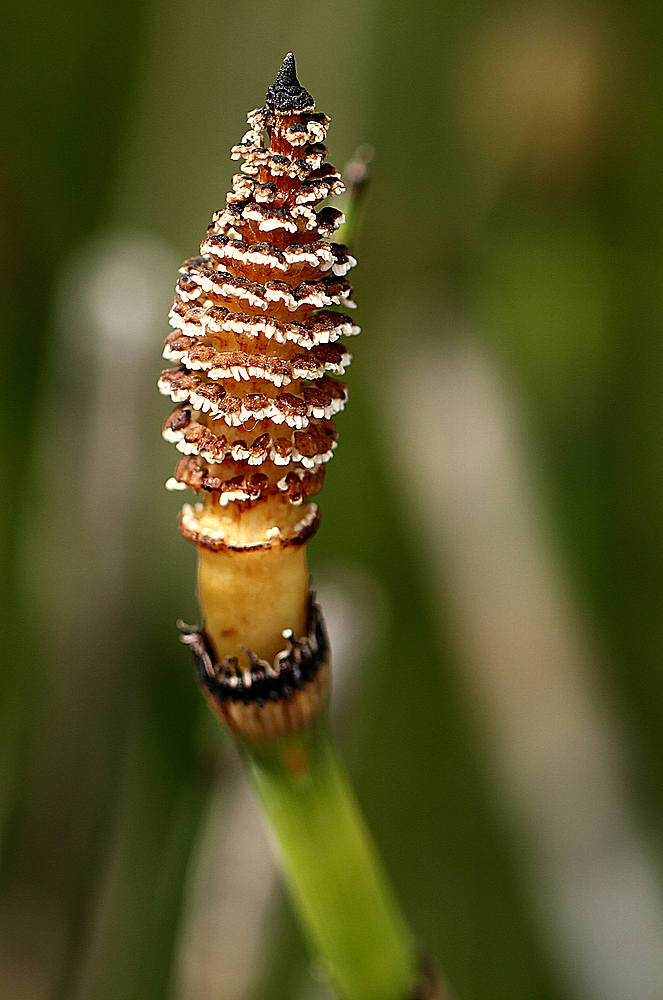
top-left (265, 52), bottom-right (314, 111)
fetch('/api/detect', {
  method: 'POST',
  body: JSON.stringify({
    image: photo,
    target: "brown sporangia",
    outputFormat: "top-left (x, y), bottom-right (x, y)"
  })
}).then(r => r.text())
top-left (159, 51), bottom-right (358, 528)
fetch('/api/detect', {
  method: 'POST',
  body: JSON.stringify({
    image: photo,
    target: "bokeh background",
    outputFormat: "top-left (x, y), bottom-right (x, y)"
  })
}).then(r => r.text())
top-left (3, 1), bottom-right (663, 998)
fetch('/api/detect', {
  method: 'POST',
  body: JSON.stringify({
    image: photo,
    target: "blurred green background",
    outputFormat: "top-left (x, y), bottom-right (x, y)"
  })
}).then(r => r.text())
top-left (2, 1), bottom-right (663, 999)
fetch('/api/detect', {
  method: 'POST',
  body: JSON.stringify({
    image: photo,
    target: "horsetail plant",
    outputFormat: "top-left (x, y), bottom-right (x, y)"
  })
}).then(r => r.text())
top-left (159, 53), bottom-right (444, 1000)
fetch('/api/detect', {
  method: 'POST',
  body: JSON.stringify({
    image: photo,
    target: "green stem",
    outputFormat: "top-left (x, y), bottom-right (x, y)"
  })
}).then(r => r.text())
top-left (242, 719), bottom-right (418, 1000)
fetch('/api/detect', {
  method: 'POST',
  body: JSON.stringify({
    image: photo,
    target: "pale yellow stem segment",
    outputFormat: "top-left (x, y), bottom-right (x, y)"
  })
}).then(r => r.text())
top-left (181, 495), bottom-right (317, 665)
top-left (198, 543), bottom-right (309, 665)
